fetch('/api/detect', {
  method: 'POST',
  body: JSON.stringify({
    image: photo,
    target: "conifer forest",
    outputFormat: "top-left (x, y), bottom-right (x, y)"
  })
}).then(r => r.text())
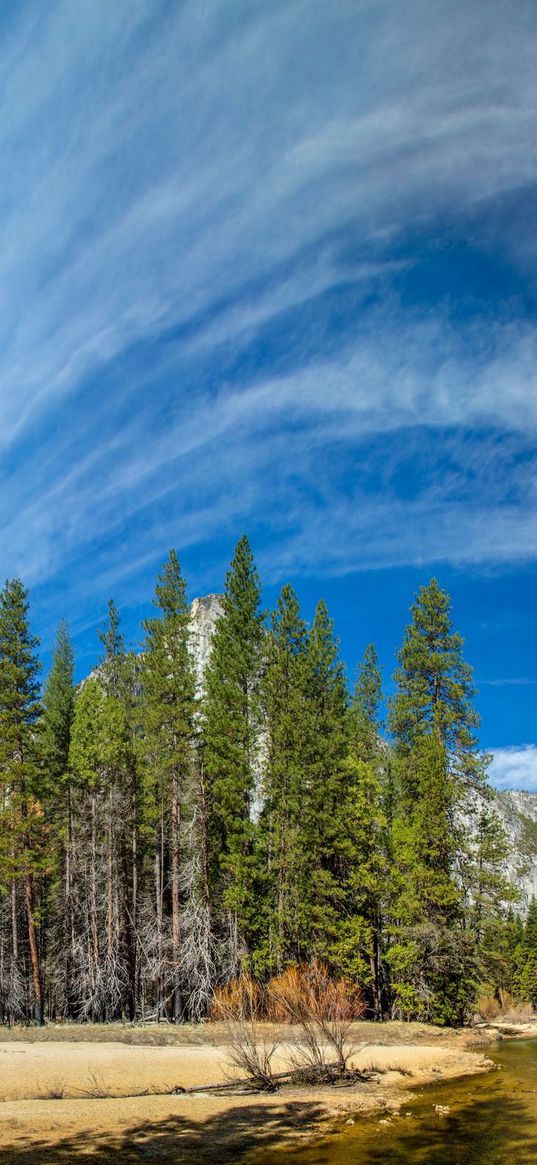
top-left (0, 535), bottom-right (535, 1028)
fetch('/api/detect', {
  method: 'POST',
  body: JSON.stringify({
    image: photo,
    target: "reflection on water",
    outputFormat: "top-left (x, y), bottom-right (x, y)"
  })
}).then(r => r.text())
top-left (250, 1039), bottom-right (537, 1165)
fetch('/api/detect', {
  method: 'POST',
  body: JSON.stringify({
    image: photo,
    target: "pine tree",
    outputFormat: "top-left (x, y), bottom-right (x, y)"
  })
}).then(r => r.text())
top-left (515, 898), bottom-right (537, 1006)
top-left (329, 753), bottom-right (387, 1016)
top-left (116, 646), bottom-right (144, 1019)
top-left (344, 642), bottom-right (389, 1015)
top-left (141, 550), bottom-right (196, 1020)
top-left (387, 580), bottom-right (487, 1024)
top-left (98, 601), bottom-right (142, 1017)
top-left (466, 805), bottom-right (516, 944)
top-left (524, 896), bottom-right (537, 951)
top-left (351, 643), bottom-right (383, 761)
top-left (42, 622), bottom-right (75, 794)
top-left (0, 579), bottom-right (47, 1023)
top-left (41, 621), bottom-right (76, 1014)
top-left (390, 578), bottom-right (484, 794)
top-left (98, 599), bottom-right (125, 694)
top-left (69, 677), bottom-right (106, 1018)
top-left (202, 535), bottom-right (263, 976)
top-left (301, 599), bottom-right (349, 954)
top-left (258, 584), bottom-right (310, 974)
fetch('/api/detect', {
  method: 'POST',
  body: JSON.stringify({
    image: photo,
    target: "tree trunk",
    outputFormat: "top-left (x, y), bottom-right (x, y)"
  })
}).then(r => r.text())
top-left (11, 878), bottom-right (18, 962)
top-left (90, 789), bottom-right (100, 1015)
top-left (118, 832), bottom-right (135, 1021)
top-left (130, 783), bottom-right (138, 1018)
top-left (198, 760), bottom-right (211, 919)
top-left (370, 924), bottom-right (382, 1021)
top-left (66, 785), bottom-right (76, 1013)
top-left (155, 818), bottom-right (163, 1019)
top-left (25, 874), bottom-right (43, 1025)
top-left (107, 786), bottom-right (114, 963)
top-left (171, 766), bottom-right (181, 1022)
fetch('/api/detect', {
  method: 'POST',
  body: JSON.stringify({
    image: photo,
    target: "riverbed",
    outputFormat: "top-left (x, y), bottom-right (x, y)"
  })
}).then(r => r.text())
top-left (0, 1024), bottom-right (530, 1162)
top-left (252, 1037), bottom-right (537, 1165)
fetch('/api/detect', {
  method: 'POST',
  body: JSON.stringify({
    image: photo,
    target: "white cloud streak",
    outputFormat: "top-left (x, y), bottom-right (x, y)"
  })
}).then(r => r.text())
top-left (0, 0), bottom-right (537, 627)
top-left (489, 746), bottom-right (537, 792)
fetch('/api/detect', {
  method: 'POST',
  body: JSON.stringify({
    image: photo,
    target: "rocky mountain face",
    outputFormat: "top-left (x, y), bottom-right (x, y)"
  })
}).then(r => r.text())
top-left (188, 594), bottom-right (537, 912)
top-left (494, 790), bottom-right (537, 910)
top-left (189, 593), bottom-right (224, 693)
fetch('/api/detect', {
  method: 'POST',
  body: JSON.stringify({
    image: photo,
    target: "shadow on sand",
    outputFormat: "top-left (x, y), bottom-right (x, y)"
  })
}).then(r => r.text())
top-left (0, 1084), bottom-right (535, 1164)
top-left (0, 1099), bottom-right (325, 1164)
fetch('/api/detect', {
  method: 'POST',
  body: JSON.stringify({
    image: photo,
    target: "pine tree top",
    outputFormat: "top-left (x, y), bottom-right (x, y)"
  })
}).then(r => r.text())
top-left (389, 578), bottom-right (480, 764)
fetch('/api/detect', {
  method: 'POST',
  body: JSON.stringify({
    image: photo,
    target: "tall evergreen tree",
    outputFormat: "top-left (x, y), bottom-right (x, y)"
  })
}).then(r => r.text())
top-left (41, 621), bottom-right (76, 1014)
top-left (351, 643), bottom-right (383, 762)
top-left (42, 621), bottom-right (75, 794)
top-left (345, 643), bottom-right (391, 1014)
top-left (98, 599), bottom-right (125, 695)
top-left (516, 897), bottom-right (537, 1006)
top-left (141, 550), bottom-right (196, 1020)
top-left (302, 599), bottom-right (349, 955)
top-left (390, 578), bottom-right (484, 793)
top-left (525, 896), bottom-right (537, 951)
top-left (387, 580), bottom-right (486, 1023)
top-left (465, 805), bottom-right (515, 946)
top-left (0, 579), bottom-right (46, 1023)
top-left (259, 584), bottom-right (310, 973)
top-left (97, 601), bottom-right (141, 1017)
top-left (329, 753), bottom-right (386, 1015)
top-left (202, 535), bottom-right (263, 976)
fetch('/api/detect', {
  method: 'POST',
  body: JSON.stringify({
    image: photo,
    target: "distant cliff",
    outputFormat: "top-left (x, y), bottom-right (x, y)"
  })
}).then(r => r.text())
top-left (189, 593), bottom-right (224, 693)
top-left (494, 790), bottom-right (537, 909)
top-left (189, 594), bottom-right (537, 912)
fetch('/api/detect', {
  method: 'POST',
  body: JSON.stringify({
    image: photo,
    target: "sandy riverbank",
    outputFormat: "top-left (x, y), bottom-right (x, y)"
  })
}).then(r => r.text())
top-left (0, 1021), bottom-right (514, 1163)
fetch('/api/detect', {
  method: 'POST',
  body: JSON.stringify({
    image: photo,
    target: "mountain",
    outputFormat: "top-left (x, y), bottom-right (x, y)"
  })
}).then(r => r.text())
top-left (189, 593), bottom-right (224, 693)
top-left (494, 790), bottom-right (537, 910)
top-left (189, 593), bottom-right (537, 913)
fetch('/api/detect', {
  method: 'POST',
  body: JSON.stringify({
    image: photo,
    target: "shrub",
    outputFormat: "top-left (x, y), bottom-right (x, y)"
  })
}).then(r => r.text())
top-left (476, 994), bottom-right (502, 1021)
top-left (268, 960), bottom-right (366, 1079)
top-left (211, 962), bottom-right (367, 1086)
top-left (266, 961), bottom-right (364, 1025)
top-left (209, 976), bottom-right (261, 1022)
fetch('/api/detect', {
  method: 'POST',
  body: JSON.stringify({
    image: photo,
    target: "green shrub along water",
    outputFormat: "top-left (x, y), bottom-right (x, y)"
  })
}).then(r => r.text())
top-left (0, 537), bottom-right (530, 1025)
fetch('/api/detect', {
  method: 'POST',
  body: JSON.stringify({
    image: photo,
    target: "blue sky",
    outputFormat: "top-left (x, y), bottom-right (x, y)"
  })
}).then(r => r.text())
top-left (1, 0), bottom-right (536, 788)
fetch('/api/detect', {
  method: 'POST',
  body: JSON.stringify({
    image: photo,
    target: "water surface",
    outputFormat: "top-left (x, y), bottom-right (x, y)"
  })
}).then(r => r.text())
top-left (255, 1038), bottom-right (537, 1164)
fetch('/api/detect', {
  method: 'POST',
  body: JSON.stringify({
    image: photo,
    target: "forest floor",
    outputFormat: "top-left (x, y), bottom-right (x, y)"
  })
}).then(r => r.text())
top-left (0, 1020), bottom-right (519, 1163)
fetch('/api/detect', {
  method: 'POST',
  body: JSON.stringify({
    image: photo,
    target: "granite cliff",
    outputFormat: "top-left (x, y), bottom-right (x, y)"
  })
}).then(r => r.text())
top-left (189, 593), bottom-right (224, 693)
top-left (493, 790), bottom-right (537, 909)
top-left (190, 593), bottom-right (537, 911)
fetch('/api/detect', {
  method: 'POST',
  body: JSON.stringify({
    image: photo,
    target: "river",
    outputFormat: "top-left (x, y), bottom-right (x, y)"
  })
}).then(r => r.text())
top-left (255, 1038), bottom-right (537, 1164)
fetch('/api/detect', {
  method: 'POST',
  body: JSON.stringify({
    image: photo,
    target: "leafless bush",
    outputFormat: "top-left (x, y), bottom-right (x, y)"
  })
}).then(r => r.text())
top-left (216, 977), bottom-right (278, 1091)
top-left (225, 1021), bottom-right (279, 1090)
top-left (268, 960), bottom-right (366, 1081)
top-left (213, 963), bottom-right (367, 1088)
top-left (81, 1070), bottom-right (109, 1099)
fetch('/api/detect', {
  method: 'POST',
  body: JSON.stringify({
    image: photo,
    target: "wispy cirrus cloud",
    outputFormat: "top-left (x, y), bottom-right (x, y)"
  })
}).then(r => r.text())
top-left (1, 0), bottom-right (537, 657)
top-left (489, 746), bottom-right (537, 792)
